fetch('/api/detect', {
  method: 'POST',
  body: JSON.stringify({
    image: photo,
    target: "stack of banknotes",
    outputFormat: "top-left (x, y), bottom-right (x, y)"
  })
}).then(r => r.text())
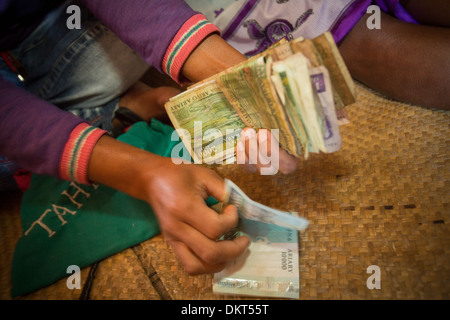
top-left (165, 32), bottom-right (356, 164)
top-left (213, 179), bottom-right (310, 299)
top-left (165, 32), bottom-right (356, 298)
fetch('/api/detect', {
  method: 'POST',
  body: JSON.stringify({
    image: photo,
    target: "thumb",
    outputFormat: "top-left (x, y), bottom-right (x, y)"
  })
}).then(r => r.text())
top-left (201, 169), bottom-right (227, 203)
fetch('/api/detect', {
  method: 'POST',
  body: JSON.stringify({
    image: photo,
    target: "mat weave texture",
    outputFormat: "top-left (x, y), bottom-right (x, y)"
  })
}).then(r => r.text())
top-left (1, 83), bottom-right (449, 300)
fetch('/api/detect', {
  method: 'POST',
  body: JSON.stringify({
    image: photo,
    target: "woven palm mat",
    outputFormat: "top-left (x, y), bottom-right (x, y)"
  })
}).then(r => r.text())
top-left (1, 83), bottom-right (449, 300)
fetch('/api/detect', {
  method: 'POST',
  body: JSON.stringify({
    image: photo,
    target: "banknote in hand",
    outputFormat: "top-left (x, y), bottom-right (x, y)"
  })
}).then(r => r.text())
top-left (224, 179), bottom-right (309, 232)
top-left (214, 179), bottom-right (307, 298)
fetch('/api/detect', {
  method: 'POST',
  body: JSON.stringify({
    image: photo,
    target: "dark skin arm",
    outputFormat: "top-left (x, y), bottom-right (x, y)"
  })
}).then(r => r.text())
top-left (88, 34), bottom-right (297, 276)
top-left (339, 6), bottom-right (450, 110)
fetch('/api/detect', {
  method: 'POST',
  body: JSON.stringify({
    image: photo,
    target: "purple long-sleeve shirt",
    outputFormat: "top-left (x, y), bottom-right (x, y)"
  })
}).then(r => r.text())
top-left (0, 0), bottom-right (219, 184)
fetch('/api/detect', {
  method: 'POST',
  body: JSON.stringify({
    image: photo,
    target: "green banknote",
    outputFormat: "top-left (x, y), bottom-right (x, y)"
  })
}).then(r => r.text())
top-left (217, 55), bottom-right (298, 156)
top-left (272, 53), bottom-right (327, 156)
top-left (165, 32), bottom-right (355, 164)
top-left (165, 80), bottom-right (245, 164)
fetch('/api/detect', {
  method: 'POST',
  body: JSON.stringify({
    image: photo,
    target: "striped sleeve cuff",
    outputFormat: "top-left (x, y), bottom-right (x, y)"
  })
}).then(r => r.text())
top-left (59, 123), bottom-right (108, 184)
top-left (162, 13), bottom-right (221, 84)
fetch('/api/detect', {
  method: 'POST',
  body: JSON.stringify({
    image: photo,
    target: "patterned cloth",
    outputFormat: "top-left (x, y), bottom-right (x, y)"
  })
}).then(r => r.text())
top-left (186, 0), bottom-right (416, 57)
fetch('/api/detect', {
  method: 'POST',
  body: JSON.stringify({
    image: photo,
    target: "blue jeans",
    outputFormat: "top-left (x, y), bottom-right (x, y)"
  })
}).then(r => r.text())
top-left (0, 0), bottom-right (150, 190)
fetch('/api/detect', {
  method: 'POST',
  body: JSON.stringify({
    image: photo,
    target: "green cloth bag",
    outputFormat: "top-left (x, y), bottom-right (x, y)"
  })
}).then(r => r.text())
top-left (10, 120), bottom-right (215, 298)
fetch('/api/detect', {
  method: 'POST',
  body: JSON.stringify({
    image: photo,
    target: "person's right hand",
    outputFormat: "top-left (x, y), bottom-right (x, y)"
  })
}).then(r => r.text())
top-left (144, 160), bottom-right (251, 275)
top-left (88, 135), bottom-right (250, 275)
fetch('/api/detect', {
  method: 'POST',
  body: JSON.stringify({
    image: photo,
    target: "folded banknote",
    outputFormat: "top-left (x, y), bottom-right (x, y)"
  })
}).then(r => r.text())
top-left (213, 217), bottom-right (301, 299)
top-left (165, 32), bottom-right (355, 164)
top-left (224, 179), bottom-right (309, 232)
top-left (214, 179), bottom-right (308, 298)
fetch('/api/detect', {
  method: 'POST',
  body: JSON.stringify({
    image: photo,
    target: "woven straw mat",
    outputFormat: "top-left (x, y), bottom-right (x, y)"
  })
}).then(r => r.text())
top-left (1, 83), bottom-right (449, 300)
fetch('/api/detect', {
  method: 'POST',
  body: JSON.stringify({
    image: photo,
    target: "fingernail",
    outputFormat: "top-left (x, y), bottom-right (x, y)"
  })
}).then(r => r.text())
top-left (242, 128), bottom-right (256, 141)
top-left (258, 130), bottom-right (268, 144)
top-left (237, 140), bottom-right (244, 152)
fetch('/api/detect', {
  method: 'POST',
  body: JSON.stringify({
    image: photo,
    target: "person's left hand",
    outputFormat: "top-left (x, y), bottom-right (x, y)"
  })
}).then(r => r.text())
top-left (236, 127), bottom-right (298, 175)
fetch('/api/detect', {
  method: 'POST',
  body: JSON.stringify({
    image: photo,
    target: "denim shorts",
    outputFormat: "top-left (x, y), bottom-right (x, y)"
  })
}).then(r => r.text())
top-left (0, 0), bottom-right (150, 190)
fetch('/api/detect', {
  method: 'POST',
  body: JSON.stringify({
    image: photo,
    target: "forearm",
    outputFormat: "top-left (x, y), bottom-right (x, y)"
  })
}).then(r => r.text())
top-left (87, 33), bottom-right (248, 192)
top-left (181, 34), bottom-right (246, 82)
top-left (339, 12), bottom-right (450, 110)
top-left (87, 134), bottom-right (168, 201)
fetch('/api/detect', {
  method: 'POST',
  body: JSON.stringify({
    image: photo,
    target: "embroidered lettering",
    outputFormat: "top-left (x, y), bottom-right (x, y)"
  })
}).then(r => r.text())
top-left (61, 182), bottom-right (91, 209)
top-left (52, 204), bottom-right (77, 225)
top-left (24, 209), bottom-right (57, 238)
top-left (25, 182), bottom-right (98, 238)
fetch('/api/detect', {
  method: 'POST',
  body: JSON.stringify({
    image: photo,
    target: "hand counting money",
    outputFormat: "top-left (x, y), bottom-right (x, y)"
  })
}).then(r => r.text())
top-left (213, 179), bottom-right (307, 299)
top-left (164, 32), bottom-right (354, 299)
top-left (213, 216), bottom-right (301, 299)
top-left (224, 179), bottom-right (309, 232)
top-left (165, 32), bottom-right (356, 164)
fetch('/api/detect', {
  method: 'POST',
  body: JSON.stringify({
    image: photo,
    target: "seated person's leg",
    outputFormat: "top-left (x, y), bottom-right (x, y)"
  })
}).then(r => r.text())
top-left (116, 82), bottom-right (181, 125)
top-left (339, 11), bottom-right (450, 110)
top-left (400, 0), bottom-right (450, 28)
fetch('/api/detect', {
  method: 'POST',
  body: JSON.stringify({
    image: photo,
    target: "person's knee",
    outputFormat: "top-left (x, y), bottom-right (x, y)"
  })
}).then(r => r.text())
top-left (400, 0), bottom-right (450, 27)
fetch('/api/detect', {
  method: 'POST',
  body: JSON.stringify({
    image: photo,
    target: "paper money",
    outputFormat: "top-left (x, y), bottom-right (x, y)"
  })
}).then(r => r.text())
top-left (213, 179), bottom-right (306, 299)
top-left (271, 53), bottom-right (327, 157)
top-left (224, 179), bottom-right (309, 232)
top-left (213, 217), bottom-right (300, 299)
top-left (291, 32), bottom-right (356, 111)
top-left (165, 80), bottom-right (245, 164)
top-left (165, 32), bottom-right (355, 164)
top-left (217, 55), bottom-right (298, 156)
top-left (270, 65), bottom-right (309, 157)
top-left (309, 66), bottom-right (342, 153)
